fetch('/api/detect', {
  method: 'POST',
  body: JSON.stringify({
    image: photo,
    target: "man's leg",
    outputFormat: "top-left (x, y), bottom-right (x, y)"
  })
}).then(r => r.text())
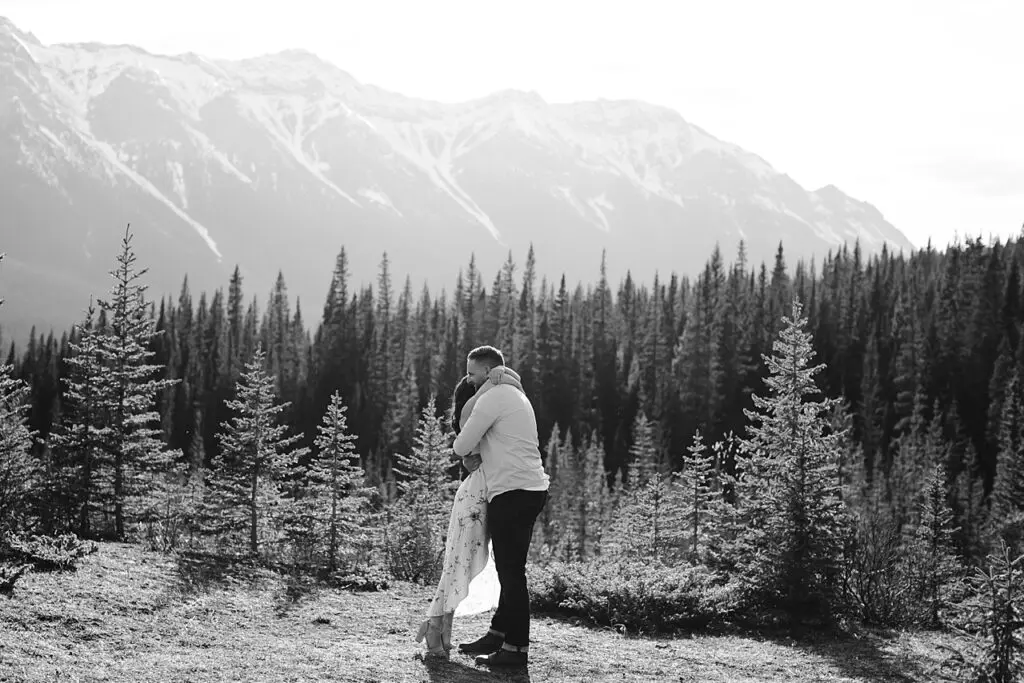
top-left (483, 495), bottom-right (515, 639)
top-left (460, 489), bottom-right (547, 659)
top-left (485, 490), bottom-right (547, 649)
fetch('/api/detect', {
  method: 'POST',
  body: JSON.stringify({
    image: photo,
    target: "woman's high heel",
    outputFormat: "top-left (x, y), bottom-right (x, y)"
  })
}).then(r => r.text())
top-left (415, 616), bottom-right (450, 658)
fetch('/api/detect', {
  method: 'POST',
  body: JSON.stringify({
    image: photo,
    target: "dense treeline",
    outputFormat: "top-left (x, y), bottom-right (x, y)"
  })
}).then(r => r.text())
top-left (6, 235), bottom-right (1024, 543)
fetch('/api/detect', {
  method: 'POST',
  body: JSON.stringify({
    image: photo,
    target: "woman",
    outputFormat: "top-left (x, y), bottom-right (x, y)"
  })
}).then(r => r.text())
top-left (415, 365), bottom-right (525, 658)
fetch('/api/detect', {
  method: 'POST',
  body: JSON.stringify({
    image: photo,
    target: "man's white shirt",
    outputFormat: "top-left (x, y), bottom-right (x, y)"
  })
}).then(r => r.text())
top-left (453, 384), bottom-right (550, 502)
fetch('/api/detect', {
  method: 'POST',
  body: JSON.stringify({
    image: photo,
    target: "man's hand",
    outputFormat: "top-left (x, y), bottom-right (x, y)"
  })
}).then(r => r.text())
top-left (462, 453), bottom-right (482, 472)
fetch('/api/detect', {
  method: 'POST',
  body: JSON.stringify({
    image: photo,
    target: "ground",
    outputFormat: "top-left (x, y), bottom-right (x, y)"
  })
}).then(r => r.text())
top-left (0, 543), bottom-right (971, 682)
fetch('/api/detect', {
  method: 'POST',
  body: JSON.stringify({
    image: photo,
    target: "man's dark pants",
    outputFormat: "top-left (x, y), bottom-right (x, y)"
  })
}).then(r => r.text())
top-left (488, 489), bottom-right (548, 647)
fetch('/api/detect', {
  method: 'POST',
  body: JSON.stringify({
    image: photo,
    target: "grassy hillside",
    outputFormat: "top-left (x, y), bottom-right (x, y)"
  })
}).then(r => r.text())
top-left (0, 543), bottom-right (969, 682)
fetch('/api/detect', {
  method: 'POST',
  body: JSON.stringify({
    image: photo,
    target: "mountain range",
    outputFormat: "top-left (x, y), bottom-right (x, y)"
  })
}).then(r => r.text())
top-left (0, 16), bottom-right (914, 344)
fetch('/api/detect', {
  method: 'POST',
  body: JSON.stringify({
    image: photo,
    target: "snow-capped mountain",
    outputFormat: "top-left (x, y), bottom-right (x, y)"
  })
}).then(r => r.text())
top-left (0, 17), bottom-right (912, 342)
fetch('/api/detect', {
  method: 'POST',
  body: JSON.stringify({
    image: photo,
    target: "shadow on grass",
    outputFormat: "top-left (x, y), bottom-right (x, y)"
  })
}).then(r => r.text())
top-left (420, 655), bottom-right (531, 683)
top-left (766, 627), bottom-right (930, 683)
top-left (173, 552), bottom-right (344, 617)
top-left (533, 607), bottom-right (950, 682)
top-left (173, 550), bottom-right (390, 611)
top-left (273, 571), bottom-right (321, 617)
top-left (173, 551), bottom-right (279, 595)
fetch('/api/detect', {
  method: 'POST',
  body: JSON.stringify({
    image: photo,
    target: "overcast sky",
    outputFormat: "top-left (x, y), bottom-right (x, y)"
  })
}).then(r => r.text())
top-left (2, 0), bottom-right (1021, 250)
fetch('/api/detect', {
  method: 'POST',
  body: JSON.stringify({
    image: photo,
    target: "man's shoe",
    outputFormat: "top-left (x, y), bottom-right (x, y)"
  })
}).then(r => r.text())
top-left (457, 632), bottom-right (504, 655)
top-left (475, 649), bottom-right (528, 667)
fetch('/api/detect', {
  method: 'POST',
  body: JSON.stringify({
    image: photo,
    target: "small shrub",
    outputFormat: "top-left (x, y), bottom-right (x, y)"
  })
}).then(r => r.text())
top-left (330, 564), bottom-right (390, 592)
top-left (5, 533), bottom-right (98, 572)
top-left (528, 558), bottom-right (738, 634)
top-left (135, 518), bottom-right (179, 554)
top-left (133, 473), bottom-right (203, 553)
top-left (840, 511), bottom-right (916, 626)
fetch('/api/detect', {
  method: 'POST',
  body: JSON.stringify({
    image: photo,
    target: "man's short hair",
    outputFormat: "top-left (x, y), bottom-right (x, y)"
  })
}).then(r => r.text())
top-left (467, 345), bottom-right (505, 369)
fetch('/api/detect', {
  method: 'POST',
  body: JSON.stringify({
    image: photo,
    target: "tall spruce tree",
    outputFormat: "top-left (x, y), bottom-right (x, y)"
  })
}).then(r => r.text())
top-left (297, 391), bottom-right (375, 572)
top-left (956, 441), bottom-right (987, 560)
top-left (678, 429), bottom-right (724, 564)
top-left (577, 430), bottom-right (610, 559)
top-left (609, 411), bottom-right (682, 560)
top-left (392, 395), bottom-right (457, 531)
top-left (738, 299), bottom-right (848, 616)
top-left (50, 300), bottom-right (107, 536)
top-left (209, 346), bottom-right (308, 555)
top-left (989, 371), bottom-right (1024, 552)
top-left (541, 425), bottom-right (579, 559)
top-left (93, 227), bottom-right (181, 539)
top-left (386, 395), bottom-right (456, 582)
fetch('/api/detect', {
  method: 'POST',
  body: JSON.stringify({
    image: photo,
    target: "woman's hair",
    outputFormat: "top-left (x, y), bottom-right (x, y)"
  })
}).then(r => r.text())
top-left (451, 374), bottom-right (477, 435)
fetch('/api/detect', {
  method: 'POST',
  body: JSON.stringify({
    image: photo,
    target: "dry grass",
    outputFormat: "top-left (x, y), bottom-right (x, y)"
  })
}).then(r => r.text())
top-left (0, 543), bottom-right (970, 682)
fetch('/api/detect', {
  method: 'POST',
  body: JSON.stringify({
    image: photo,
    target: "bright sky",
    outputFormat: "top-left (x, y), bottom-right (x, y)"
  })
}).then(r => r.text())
top-left (2, 0), bottom-right (1022, 250)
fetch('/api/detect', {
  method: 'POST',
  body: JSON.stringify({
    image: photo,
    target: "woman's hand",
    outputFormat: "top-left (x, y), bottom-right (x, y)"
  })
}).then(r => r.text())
top-left (462, 453), bottom-right (482, 472)
top-left (487, 366), bottom-right (507, 385)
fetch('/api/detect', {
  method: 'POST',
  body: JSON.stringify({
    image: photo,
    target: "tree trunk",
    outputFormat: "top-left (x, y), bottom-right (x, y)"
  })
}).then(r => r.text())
top-left (114, 448), bottom-right (124, 539)
top-left (250, 466), bottom-right (259, 556)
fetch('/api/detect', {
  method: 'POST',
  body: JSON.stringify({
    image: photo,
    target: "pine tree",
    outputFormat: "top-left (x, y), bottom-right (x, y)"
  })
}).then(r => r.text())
top-left (909, 461), bottom-right (964, 625)
top-left (392, 395), bottom-right (455, 505)
top-left (227, 266), bottom-right (245, 381)
top-left (627, 411), bottom-right (660, 488)
top-left (738, 299), bottom-right (848, 617)
top-left (674, 268), bottom-right (723, 441)
top-left (968, 541), bottom-right (1024, 683)
top-left (609, 411), bottom-right (682, 560)
top-left (541, 425), bottom-right (579, 559)
top-left (50, 300), bottom-right (107, 537)
top-left (890, 398), bottom-right (947, 531)
top-left (386, 395), bottom-right (456, 582)
top-left (592, 252), bottom-right (619, 461)
top-left (0, 253), bottom-right (21, 530)
top-left (679, 429), bottom-right (724, 563)
top-left (989, 371), bottom-right (1024, 553)
top-left (371, 253), bottom-right (394, 472)
top-left (188, 407), bottom-right (206, 472)
top-left (93, 227), bottom-right (181, 539)
top-left (577, 430), bottom-right (609, 559)
top-left (298, 391), bottom-right (375, 572)
top-left (209, 346), bottom-right (308, 556)
top-left (0, 362), bottom-right (36, 532)
top-left (956, 441), bottom-right (987, 560)
top-left (495, 252), bottom-right (518, 359)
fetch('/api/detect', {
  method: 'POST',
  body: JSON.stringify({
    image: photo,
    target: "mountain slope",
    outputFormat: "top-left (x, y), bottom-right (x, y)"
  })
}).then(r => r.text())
top-left (0, 16), bottom-right (913, 342)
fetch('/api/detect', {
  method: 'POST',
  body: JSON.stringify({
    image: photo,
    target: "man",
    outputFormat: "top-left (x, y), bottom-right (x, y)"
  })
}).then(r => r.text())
top-left (452, 345), bottom-right (549, 667)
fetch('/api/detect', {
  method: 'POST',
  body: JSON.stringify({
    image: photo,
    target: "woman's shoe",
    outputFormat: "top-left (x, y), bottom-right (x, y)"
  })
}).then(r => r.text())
top-left (440, 612), bottom-right (454, 652)
top-left (416, 617), bottom-right (450, 658)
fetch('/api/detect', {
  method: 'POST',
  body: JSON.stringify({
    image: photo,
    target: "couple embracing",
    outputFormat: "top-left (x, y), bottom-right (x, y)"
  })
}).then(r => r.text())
top-left (414, 345), bottom-right (549, 668)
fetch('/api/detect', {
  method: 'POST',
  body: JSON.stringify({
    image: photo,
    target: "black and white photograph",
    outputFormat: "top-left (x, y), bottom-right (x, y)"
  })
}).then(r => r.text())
top-left (0, 1), bottom-right (1022, 681)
